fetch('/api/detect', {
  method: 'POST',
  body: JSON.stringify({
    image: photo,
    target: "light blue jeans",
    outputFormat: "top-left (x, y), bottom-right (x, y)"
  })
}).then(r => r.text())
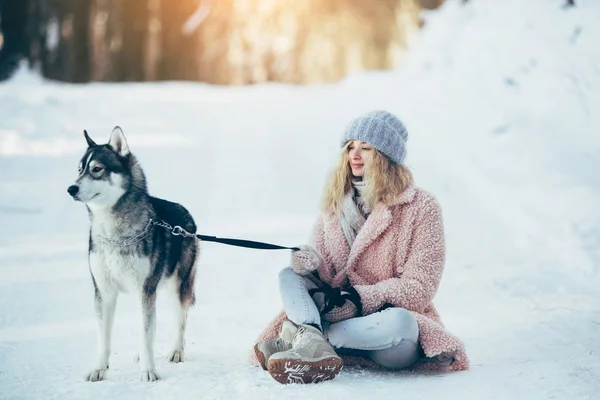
top-left (278, 267), bottom-right (420, 369)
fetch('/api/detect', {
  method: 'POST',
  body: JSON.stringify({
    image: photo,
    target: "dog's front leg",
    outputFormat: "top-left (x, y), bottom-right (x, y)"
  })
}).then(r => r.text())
top-left (86, 286), bottom-right (117, 382)
top-left (139, 288), bottom-right (159, 382)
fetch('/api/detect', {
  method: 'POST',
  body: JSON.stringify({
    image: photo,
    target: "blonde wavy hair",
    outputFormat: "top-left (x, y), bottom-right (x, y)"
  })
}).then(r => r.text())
top-left (322, 142), bottom-right (413, 214)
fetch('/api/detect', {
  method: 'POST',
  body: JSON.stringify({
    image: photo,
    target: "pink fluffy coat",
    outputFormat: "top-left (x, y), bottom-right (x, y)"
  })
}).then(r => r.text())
top-left (252, 183), bottom-right (469, 372)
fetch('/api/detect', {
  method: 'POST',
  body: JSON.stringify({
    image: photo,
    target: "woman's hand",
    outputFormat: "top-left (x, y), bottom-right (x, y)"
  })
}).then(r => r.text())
top-left (311, 285), bottom-right (363, 323)
top-left (291, 245), bottom-right (323, 275)
top-left (322, 297), bottom-right (360, 323)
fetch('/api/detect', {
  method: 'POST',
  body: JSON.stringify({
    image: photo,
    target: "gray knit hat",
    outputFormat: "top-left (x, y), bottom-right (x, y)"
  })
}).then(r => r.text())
top-left (341, 110), bottom-right (408, 165)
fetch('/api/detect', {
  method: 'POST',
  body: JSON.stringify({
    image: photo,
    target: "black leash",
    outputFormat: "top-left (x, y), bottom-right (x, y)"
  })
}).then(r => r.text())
top-left (153, 220), bottom-right (300, 251)
top-left (195, 234), bottom-right (300, 251)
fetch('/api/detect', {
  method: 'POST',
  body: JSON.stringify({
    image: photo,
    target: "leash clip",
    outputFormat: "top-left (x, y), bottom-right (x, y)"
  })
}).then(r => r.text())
top-left (172, 225), bottom-right (195, 238)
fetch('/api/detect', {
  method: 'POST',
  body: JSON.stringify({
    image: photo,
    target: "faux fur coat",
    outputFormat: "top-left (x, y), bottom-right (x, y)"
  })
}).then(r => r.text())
top-left (252, 183), bottom-right (469, 372)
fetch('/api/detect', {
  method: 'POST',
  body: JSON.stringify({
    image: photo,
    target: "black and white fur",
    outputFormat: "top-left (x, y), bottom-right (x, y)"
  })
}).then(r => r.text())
top-left (68, 127), bottom-right (198, 382)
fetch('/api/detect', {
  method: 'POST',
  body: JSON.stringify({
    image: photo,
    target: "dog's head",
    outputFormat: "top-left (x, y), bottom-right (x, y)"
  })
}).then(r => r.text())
top-left (67, 126), bottom-right (146, 208)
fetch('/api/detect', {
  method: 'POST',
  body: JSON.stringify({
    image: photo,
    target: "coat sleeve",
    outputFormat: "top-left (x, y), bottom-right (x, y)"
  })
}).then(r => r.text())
top-left (354, 197), bottom-right (446, 315)
top-left (310, 215), bottom-right (338, 285)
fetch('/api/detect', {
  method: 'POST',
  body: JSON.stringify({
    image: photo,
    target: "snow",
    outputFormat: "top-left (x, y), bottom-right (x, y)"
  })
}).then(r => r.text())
top-left (1, 0), bottom-right (599, 399)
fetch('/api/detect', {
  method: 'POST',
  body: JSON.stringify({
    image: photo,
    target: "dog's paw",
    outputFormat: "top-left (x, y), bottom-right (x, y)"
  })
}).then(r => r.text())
top-left (167, 349), bottom-right (184, 363)
top-left (85, 368), bottom-right (108, 382)
top-left (140, 370), bottom-right (160, 382)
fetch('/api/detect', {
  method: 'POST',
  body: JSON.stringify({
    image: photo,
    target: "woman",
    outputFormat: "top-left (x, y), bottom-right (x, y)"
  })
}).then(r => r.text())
top-left (251, 110), bottom-right (469, 384)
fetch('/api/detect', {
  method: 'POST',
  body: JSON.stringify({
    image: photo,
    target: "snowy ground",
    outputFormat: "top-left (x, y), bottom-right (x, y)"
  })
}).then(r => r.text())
top-left (1, 0), bottom-right (599, 399)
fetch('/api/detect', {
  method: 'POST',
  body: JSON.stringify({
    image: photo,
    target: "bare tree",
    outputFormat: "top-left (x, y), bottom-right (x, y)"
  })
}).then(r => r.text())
top-left (68, 0), bottom-right (92, 82)
top-left (28, 0), bottom-right (91, 83)
top-left (157, 0), bottom-right (201, 80)
top-left (0, 0), bottom-right (30, 80)
top-left (115, 0), bottom-right (150, 81)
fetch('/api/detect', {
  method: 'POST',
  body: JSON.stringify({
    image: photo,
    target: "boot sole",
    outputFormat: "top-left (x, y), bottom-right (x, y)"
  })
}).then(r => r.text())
top-left (253, 344), bottom-right (268, 371)
top-left (267, 357), bottom-right (343, 384)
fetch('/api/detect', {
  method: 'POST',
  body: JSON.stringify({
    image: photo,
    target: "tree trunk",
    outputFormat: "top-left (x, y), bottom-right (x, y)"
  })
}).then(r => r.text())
top-left (158, 0), bottom-right (200, 80)
top-left (40, 0), bottom-right (91, 82)
top-left (114, 0), bottom-right (149, 81)
top-left (40, 0), bottom-right (67, 81)
top-left (69, 0), bottom-right (91, 82)
top-left (0, 0), bottom-right (30, 80)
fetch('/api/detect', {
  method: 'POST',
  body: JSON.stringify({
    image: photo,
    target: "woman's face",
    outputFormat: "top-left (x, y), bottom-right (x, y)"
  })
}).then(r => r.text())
top-left (347, 140), bottom-right (374, 178)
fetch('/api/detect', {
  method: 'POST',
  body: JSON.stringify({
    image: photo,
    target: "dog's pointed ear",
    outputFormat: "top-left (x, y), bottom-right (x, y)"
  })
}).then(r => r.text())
top-left (108, 126), bottom-right (130, 157)
top-left (84, 130), bottom-right (97, 148)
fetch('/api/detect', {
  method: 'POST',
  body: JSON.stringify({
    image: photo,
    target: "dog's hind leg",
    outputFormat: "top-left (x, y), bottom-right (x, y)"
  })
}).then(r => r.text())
top-left (166, 298), bottom-right (189, 363)
top-left (167, 289), bottom-right (193, 363)
top-left (139, 288), bottom-right (159, 382)
top-left (86, 284), bottom-right (117, 382)
top-left (166, 273), bottom-right (195, 363)
top-left (168, 247), bottom-right (197, 363)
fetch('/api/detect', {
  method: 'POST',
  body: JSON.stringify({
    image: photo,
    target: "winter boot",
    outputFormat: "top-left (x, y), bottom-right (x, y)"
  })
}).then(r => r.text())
top-left (254, 336), bottom-right (292, 370)
top-left (267, 320), bottom-right (343, 384)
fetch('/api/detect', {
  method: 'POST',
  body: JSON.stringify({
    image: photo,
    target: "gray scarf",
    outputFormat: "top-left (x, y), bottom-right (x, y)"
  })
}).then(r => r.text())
top-left (340, 180), bottom-right (372, 246)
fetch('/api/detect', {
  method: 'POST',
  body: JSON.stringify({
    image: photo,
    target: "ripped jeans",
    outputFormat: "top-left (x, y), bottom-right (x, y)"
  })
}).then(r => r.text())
top-left (278, 267), bottom-right (420, 369)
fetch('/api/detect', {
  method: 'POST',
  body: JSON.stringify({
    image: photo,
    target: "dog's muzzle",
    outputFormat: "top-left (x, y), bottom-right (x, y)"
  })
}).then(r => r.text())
top-left (67, 185), bottom-right (79, 197)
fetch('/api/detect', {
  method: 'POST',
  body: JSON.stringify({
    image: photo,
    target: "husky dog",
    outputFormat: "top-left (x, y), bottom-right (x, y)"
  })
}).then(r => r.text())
top-left (67, 126), bottom-right (199, 382)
